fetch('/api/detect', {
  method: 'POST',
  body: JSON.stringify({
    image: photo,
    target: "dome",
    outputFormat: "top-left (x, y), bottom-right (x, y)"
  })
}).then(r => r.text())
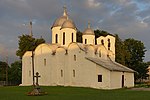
top-left (52, 16), bottom-right (67, 28)
top-left (51, 6), bottom-right (68, 28)
top-left (83, 22), bottom-right (94, 35)
top-left (83, 28), bottom-right (94, 35)
top-left (61, 19), bottom-right (76, 30)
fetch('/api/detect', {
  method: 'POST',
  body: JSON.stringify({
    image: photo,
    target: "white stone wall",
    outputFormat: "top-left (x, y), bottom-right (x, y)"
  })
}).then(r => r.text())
top-left (110, 71), bottom-right (123, 89)
top-left (21, 43), bottom-right (134, 89)
top-left (95, 64), bottom-right (111, 89)
top-left (97, 35), bottom-right (115, 56)
top-left (110, 71), bottom-right (134, 89)
top-left (21, 51), bottom-right (32, 86)
top-left (124, 72), bottom-right (134, 87)
top-left (51, 26), bottom-right (61, 44)
top-left (60, 28), bottom-right (76, 46)
top-left (82, 35), bottom-right (95, 45)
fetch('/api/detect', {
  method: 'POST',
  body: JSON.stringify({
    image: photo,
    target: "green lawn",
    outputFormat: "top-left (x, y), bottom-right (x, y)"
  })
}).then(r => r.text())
top-left (0, 86), bottom-right (150, 100)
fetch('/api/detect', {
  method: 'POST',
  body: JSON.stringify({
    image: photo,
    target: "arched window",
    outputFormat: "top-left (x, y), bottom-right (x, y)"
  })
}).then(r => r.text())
top-left (44, 59), bottom-right (46, 66)
top-left (63, 32), bottom-right (65, 45)
top-left (29, 71), bottom-right (31, 77)
top-left (108, 39), bottom-right (110, 50)
top-left (73, 70), bottom-right (75, 77)
top-left (101, 40), bottom-right (104, 45)
top-left (74, 55), bottom-right (76, 61)
top-left (55, 34), bottom-right (58, 43)
top-left (85, 39), bottom-right (87, 44)
top-left (72, 33), bottom-right (74, 42)
top-left (99, 50), bottom-right (101, 57)
top-left (61, 70), bottom-right (63, 77)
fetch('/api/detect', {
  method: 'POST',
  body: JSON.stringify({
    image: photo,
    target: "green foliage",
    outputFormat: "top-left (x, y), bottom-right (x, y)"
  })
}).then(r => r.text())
top-left (16, 35), bottom-right (45, 59)
top-left (124, 38), bottom-right (146, 65)
top-left (94, 29), bottom-right (114, 44)
top-left (115, 34), bottom-right (130, 65)
top-left (76, 31), bottom-right (82, 43)
top-left (94, 29), bottom-right (113, 37)
top-left (146, 61), bottom-right (150, 65)
top-left (123, 38), bottom-right (147, 80)
top-left (8, 61), bottom-right (22, 85)
top-left (0, 61), bottom-right (9, 81)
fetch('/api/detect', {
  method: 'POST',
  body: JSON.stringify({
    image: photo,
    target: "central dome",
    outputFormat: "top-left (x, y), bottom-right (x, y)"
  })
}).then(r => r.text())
top-left (52, 16), bottom-right (67, 28)
top-left (51, 6), bottom-right (76, 30)
top-left (61, 19), bottom-right (76, 30)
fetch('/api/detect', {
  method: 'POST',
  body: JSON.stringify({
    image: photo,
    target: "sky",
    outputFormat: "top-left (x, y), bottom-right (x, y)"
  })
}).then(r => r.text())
top-left (0, 0), bottom-right (150, 64)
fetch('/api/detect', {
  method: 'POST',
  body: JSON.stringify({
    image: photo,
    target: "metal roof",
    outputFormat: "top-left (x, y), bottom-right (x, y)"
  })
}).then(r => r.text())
top-left (86, 57), bottom-right (135, 73)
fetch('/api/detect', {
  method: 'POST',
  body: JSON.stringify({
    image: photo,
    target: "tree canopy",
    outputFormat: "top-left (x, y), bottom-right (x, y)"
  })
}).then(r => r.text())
top-left (123, 38), bottom-right (147, 80)
top-left (0, 61), bottom-right (9, 81)
top-left (16, 35), bottom-right (45, 59)
top-left (8, 61), bottom-right (22, 85)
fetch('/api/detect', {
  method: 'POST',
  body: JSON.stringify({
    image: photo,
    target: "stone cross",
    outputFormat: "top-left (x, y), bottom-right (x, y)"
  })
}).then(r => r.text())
top-left (34, 72), bottom-right (41, 86)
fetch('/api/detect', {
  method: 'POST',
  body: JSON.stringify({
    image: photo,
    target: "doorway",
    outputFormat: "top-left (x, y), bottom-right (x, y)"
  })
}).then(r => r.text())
top-left (122, 75), bottom-right (124, 88)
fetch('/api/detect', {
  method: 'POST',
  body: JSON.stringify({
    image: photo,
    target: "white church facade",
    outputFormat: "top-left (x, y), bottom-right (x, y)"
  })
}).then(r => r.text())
top-left (21, 7), bottom-right (135, 89)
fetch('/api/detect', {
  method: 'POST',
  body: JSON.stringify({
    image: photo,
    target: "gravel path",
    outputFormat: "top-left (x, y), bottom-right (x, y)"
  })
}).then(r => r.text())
top-left (130, 87), bottom-right (150, 91)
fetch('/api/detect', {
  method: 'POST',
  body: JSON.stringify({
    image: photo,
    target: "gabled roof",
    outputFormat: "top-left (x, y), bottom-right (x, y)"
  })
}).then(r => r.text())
top-left (86, 57), bottom-right (135, 73)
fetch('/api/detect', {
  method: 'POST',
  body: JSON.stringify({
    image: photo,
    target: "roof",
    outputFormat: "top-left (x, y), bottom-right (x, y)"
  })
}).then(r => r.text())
top-left (86, 57), bottom-right (135, 73)
top-left (61, 19), bottom-right (76, 30)
top-left (83, 28), bottom-right (95, 35)
top-left (51, 7), bottom-right (76, 29)
top-left (83, 22), bottom-right (94, 35)
top-left (52, 16), bottom-right (67, 28)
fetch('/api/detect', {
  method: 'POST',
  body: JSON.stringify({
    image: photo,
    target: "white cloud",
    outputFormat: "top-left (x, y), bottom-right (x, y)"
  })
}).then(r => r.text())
top-left (88, 0), bottom-right (101, 8)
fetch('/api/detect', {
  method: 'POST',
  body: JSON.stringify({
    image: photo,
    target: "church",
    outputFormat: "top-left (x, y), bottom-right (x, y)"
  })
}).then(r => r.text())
top-left (21, 7), bottom-right (135, 89)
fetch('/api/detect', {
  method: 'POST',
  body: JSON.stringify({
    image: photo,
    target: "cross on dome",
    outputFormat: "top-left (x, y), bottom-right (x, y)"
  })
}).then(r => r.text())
top-left (63, 5), bottom-right (67, 16)
top-left (88, 21), bottom-right (91, 28)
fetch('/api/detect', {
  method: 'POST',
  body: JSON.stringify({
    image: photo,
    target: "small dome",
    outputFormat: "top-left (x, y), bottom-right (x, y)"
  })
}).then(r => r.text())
top-left (52, 16), bottom-right (67, 28)
top-left (83, 22), bottom-right (94, 35)
top-left (61, 19), bottom-right (76, 30)
top-left (83, 28), bottom-right (94, 35)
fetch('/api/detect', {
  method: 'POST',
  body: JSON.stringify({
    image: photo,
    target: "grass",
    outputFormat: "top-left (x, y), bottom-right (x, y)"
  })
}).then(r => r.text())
top-left (0, 86), bottom-right (150, 100)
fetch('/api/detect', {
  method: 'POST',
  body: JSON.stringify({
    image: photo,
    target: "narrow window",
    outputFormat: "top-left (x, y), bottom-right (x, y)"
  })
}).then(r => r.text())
top-left (99, 50), bottom-right (101, 57)
top-left (74, 55), bottom-right (76, 61)
top-left (98, 75), bottom-right (102, 82)
top-left (44, 59), bottom-right (46, 66)
top-left (85, 39), bottom-right (87, 44)
top-left (101, 40), bottom-right (104, 45)
top-left (108, 39), bottom-right (110, 50)
top-left (95, 39), bottom-right (97, 45)
top-left (72, 33), bottom-right (74, 42)
top-left (63, 32), bottom-right (65, 45)
top-left (61, 70), bottom-right (63, 77)
top-left (55, 34), bottom-right (58, 43)
top-left (73, 70), bottom-right (75, 77)
top-left (29, 71), bottom-right (31, 77)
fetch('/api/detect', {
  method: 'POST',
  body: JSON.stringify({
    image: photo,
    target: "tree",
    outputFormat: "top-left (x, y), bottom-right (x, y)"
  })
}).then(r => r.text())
top-left (124, 38), bottom-right (147, 80)
top-left (76, 31), bottom-right (82, 43)
top-left (0, 61), bottom-right (9, 81)
top-left (8, 61), bottom-right (22, 85)
top-left (115, 34), bottom-right (130, 65)
top-left (16, 35), bottom-right (45, 59)
top-left (124, 38), bottom-right (146, 68)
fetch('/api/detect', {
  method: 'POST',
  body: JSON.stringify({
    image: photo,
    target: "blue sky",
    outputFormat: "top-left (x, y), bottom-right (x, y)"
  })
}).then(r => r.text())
top-left (0, 0), bottom-right (150, 63)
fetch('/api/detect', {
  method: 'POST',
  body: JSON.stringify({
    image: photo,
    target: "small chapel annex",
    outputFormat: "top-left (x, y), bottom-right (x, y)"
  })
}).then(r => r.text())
top-left (21, 7), bottom-right (135, 89)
